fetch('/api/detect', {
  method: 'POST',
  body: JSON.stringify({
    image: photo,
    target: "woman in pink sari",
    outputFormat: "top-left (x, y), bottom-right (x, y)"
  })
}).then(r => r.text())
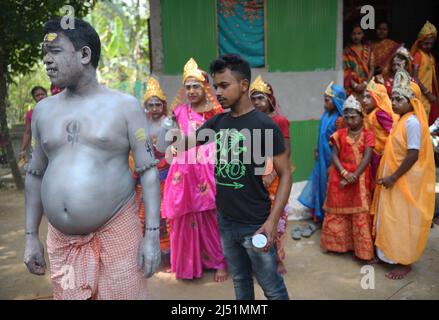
top-left (163, 58), bottom-right (228, 282)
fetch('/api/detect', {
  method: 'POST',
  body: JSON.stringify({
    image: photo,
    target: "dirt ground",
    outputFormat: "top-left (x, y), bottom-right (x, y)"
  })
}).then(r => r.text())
top-left (1, 188), bottom-right (439, 300)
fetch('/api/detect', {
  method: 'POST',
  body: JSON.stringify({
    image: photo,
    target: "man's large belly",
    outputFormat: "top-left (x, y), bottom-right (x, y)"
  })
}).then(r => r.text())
top-left (41, 154), bottom-right (135, 235)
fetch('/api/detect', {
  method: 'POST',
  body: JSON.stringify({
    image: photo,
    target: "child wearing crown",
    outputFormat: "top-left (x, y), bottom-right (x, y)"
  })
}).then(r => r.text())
top-left (371, 69), bottom-right (435, 280)
top-left (321, 95), bottom-right (376, 262)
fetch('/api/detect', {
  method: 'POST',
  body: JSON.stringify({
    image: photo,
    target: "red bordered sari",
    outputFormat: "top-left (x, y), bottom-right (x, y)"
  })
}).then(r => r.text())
top-left (321, 127), bottom-right (375, 260)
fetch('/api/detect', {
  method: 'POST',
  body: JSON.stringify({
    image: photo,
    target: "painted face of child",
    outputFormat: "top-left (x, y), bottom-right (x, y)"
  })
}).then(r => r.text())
top-left (251, 92), bottom-right (271, 114)
top-left (145, 96), bottom-right (165, 121)
top-left (391, 95), bottom-right (413, 115)
top-left (324, 94), bottom-right (335, 112)
top-left (343, 109), bottom-right (363, 131)
top-left (421, 36), bottom-right (436, 53)
top-left (362, 91), bottom-right (376, 114)
top-left (185, 77), bottom-right (205, 105)
top-left (392, 55), bottom-right (408, 73)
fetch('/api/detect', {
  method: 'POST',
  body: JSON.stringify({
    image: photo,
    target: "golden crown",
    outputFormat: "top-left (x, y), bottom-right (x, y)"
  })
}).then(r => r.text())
top-left (249, 75), bottom-right (272, 95)
top-left (183, 58), bottom-right (205, 84)
top-left (419, 21), bottom-right (437, 38)
top-left (144, 76), bottom-right (166, 102)
top-left (324, 81), bottom-right (335, 97)
top-left (392, 69), bottom-right (414, 99)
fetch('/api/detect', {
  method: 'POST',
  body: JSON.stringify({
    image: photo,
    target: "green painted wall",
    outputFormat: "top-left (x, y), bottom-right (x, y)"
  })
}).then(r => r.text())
top-left (266, 0), bottom-right (338, 72)
top-left (289, 119), bottom-right (320, 181)
top-left (161, 0), bottom-right (217, 74)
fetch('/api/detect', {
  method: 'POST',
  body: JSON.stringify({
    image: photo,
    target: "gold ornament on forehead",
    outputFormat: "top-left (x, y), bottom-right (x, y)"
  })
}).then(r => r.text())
top-left (249, 75), bottom-right (271, 95)
top-left (419, 20), bottom-right (437, 38)
top-left (182, 58), bottom-right (205, 84)
top-left (324, 81), bottom-right (335, 97)
top-left (44, 33), bottom-right (58, 42)
top-left (144, 76), bottom-right (166, 103)
top-left (392, 69), bottom-right (414, 99)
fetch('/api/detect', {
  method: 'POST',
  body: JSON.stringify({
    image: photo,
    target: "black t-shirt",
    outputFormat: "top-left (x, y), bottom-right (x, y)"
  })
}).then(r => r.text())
top-left (197, 109), bottom-right (286, 224)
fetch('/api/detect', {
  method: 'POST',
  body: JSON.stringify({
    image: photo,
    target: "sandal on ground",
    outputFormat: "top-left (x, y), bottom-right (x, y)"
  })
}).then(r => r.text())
top-left (301, 222), bottom-right (318, 238)
top-left (290, 225), bottom-right (302, 240)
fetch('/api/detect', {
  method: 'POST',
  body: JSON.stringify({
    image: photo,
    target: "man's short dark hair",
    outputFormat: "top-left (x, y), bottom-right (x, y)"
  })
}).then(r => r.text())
top-left (209, 54), bottom-right (251, 83)
top-left (43, 18), bottom-right (101, 69)
top-left (31, 86), bottom-right (47, 97)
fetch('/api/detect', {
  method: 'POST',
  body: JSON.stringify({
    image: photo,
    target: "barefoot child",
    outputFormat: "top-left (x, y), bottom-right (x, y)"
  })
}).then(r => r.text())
top-left (371, 69), bottom-right (435, 280)
top-left (250, 75), bottom-right (291, 275)
top-left (321, 95), bottom-right (376, 262)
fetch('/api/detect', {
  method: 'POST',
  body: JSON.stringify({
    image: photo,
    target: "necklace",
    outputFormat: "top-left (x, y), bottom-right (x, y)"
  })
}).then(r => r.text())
top-left (348, 128), bottom-right (362, 142)
top-left (188, 104), bottom-right (208, 131)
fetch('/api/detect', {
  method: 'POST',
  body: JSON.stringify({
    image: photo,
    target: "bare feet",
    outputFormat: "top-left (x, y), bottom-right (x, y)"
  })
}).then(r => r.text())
top-left (162, 267), bottom-right (172, 273)
top-left (385, 265), bottom-right (412, 280)
top-left (352, 255), bottom-right (380, 265)
top-left (366, 257), bottom-right (381, 265)
top-left (214, 268), bottom-right (229, 282)
top-left (277, 261), bottom-right (287, 275)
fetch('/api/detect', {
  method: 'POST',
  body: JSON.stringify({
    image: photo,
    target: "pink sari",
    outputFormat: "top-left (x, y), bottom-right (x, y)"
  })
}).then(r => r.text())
top-left (163, 104), bottom-right (226, 279)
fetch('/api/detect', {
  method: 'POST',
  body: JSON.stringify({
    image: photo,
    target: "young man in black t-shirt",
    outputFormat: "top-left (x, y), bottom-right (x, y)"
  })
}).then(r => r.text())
top-left (196, 55), bottom-right (292, 300)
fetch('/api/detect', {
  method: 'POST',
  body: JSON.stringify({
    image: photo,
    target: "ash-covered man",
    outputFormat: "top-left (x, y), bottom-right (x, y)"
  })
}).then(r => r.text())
top-left (23, 18), bottom-right (161, 300)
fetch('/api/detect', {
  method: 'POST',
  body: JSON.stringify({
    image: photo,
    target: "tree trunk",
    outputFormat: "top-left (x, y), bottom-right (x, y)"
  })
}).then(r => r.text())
top-left (0, 57), bottom-right (24, 190)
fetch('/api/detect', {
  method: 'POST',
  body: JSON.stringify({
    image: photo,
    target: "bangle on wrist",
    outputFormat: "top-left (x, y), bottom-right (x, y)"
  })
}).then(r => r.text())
top-left (145, 226), bottom-right (160, 231)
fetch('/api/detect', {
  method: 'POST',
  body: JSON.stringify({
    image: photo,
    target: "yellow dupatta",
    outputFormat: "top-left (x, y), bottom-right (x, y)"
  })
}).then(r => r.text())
top-left (411, 21), bottom-right (438, 116)
top-left (365, 80), bottom-right (399, 155)
top-left (371, 79), bottom-right (435, 265)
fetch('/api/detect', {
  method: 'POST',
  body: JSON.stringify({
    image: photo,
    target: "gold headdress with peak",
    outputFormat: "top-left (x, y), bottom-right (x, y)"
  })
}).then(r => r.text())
top-left (343, 95), bottom-right (362, 113)
top-left (392, 69), bottom-right (414, 99)
top-left (324, 81), bottom-right (335, 97)
top-left (418, 20), bottom-right (437, 39)
top-left (366, 77), bottom-right (378, 92)
top-left (182, 58), bottom-right (205, 84)
top-left (249, 75), bottom-right (272, 95)
top-left (144, 76), bottom-right (166, 102)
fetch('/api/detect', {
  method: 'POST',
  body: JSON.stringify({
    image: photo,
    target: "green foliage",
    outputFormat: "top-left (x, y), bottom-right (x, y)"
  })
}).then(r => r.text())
top-left (0, 0), bottom-right (97, 82)
top-left (6, 61), bottom-right (50, 124)
top-left (3, 0), bottom-right (151, 125)
top-left (87, 0), bottom-right (151, 99)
